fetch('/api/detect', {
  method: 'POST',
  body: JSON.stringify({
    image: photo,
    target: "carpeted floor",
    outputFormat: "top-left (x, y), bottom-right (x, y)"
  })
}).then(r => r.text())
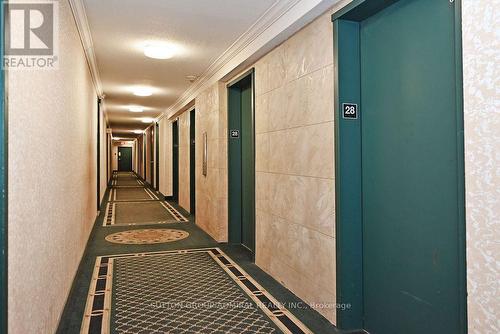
top-left (56, 172), bottom-right (344, 334)
top-left (112, 187), bottom-right (157, 201)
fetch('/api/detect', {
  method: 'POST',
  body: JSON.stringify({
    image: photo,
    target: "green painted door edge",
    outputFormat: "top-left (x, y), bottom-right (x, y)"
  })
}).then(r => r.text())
top-left (227, 69), bottom-right (256, 256)
top-left (155, 122), bottom-right (160, 190)
top-left (332, 0), bottom-right (467, 332)
top-left (97, 98), bottom-right (101, 210)
top-left (150, 127), bottom-right (154, 187)
top-left (333, 19), bottom-right (363, 330)
top-left (0, 3), bottom-right (7, 332)
top-left (190, 109), bottom-right (196, 214)
top-left (172, 121), bottom-right (179, 202)
top-left (452, 1), bottom-right (468, 331)
top-left (227, 84), bottom-right (243, 245)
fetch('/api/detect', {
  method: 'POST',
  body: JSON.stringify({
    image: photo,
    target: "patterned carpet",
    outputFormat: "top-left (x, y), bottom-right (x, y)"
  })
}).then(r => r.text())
top-left (81, 248), bottom-right (311, 334)
top-left (105, 229), bottom-right (190, 244)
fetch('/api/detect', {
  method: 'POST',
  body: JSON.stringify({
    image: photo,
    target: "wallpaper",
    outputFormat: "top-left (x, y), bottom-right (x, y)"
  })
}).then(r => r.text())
top-left (462, 0), bottom-right (500, 333)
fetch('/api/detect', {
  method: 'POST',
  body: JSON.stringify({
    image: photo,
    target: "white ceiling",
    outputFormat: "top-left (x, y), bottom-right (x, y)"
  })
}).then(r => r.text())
top-left (83, 0), bottom-right (278, 138)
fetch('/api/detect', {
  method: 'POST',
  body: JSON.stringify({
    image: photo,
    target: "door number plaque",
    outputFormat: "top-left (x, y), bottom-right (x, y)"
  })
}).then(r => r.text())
top-left (230, 129), bottom-right (240, 138)
top-left (342, 103), bottom-right (358, 119)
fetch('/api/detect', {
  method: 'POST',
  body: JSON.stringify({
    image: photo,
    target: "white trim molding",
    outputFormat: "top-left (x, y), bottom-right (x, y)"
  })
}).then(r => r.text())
top-left (165, 0), bottom-right (343, 119)
top-left (68, 0), bottom-right (103, 97)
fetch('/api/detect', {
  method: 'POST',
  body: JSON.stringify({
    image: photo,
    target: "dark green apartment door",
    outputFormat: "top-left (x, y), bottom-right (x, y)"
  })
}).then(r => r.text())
top-left (190, 109), bottom-right (196, 214)
top-left (118, 147), bottom-right (132, 172)
top-left (334, 0), bottom-right (466, 333)
top-left (172, 121), bottom-right (179, 202)
top-left (228, 71), bottom-right (255, 254)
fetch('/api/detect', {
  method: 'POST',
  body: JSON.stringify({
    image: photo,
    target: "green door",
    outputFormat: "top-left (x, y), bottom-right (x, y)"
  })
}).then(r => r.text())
top-left (228, 71), bottom-right (255, 253)
top-left (155, 123), bottom-right (160, 190)
top-left (334, 0), bottom-right (466, 333)
top-left (190, 109), bottom-right (196, 214)
top-left (172, 121), bottom-right (179, 202)
top-left (118, 147), bottom-right (132, 172)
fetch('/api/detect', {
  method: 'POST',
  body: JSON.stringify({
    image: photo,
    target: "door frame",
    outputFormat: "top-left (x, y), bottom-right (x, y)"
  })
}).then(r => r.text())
top-left (143, 134), bottom-right (146, 179)
top-left (227, 69), bottom-right (256, 254)
top-left (96, 97), bottom-right (101, 210)
top-left (0, 3), bottom-right (8, 331)
top-left (172, 120), bottom-right (179, 202)
top-left (155, 122), bottom-right (160, 190)
top-left (149, 127), bottom-right (154, 185)
top-left (190, 109), bottom-right (196, 214)
top-left (332, 0), bottom-right (466, 331)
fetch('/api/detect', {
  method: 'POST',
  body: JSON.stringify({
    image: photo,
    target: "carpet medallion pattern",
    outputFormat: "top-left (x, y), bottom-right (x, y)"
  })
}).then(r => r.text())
top-left (105, 229), bottom-right (190, 244)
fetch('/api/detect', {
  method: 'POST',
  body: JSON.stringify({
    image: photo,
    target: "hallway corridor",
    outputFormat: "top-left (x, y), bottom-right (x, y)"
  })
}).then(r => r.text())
top-left (57, 172), bottom-right (339, 334)
top-left (2, 0), bottom-right (498, 333)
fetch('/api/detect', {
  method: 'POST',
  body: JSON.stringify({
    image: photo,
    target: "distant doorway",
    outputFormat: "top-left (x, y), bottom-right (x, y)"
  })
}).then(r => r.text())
top-left (172, 120), bottom-right (179, 202)
top-left (190, 110), bottom-right (196, 214)
top-left (118, 147), bottom-right (133, 172)
top-left (228, 70), bottom-right (255, 254)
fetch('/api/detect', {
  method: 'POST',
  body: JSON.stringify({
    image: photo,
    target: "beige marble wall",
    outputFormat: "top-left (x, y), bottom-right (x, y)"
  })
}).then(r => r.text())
top-left (194, 83), bottom-right (228, 241)
top-left (7, 0), bottom-right (101, 332)
top-left (178, 111), bottom-right (191, 212)
top-left (253, 12), bottom-right (336, 323)
top-left (159, 118), bottom-right (173, 196)
top-left (463, 1), bottom-right (500, 333)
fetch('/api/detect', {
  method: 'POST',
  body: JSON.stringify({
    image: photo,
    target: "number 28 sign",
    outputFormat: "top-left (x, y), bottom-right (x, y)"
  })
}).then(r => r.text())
top-left (342, 103), bottom-right (358, 119)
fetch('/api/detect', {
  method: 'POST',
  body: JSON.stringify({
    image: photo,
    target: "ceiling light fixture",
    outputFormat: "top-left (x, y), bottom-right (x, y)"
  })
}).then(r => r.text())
top-left (141, 118), bottom-right (155, 123)
top-left (128, 106), bottom-right (144, 112)
top-left (132, 86), bottom-right (154, 97)
top-left (133, 130), bottom-right (143, 134)
top-left (143, 42), bottom-right (177, 60)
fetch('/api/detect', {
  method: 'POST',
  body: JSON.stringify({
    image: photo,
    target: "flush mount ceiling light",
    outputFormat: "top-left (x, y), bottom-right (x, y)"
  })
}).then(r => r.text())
top-left (143, 42), bottom-right (177, 60)
top-left (133, 130), bottom-right (144, 134)
top-left (132, 86), bottom-right (154, 97)
top-left (141, 118), bottom-right (155, 123)
top-left (128, 106), bottom-right (144, 112)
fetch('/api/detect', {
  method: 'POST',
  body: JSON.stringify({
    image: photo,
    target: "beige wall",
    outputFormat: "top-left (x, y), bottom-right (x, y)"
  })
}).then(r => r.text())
top-left (253, 12), bottom-right (336, 323)
top-left (194, 82), bottom-right (228, 241)
top-left (190, 13), bottom-right (335, 321)
top-left (159, 118), bottom-right (173, 196)
top-left (7, 0), bottom-right (103, 332)
top-left (463, 0), bottom-right (500, 333)
top-left (178, 111), bottom-right (191, 212)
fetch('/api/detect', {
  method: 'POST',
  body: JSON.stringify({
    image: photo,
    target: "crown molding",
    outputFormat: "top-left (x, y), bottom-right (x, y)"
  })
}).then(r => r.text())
top-left (68, 0), bottom-right (103, 97)
top-left (165, 0), bottom-right (342, 119)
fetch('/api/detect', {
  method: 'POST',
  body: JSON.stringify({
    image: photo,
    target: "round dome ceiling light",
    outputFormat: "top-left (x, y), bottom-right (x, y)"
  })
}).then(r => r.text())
top-left (132, 86), bottom-right (154, 97)
top-left (143, 42), bottom-right (177, 60)
top-left (128, 106), bottom-right (144, 112)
